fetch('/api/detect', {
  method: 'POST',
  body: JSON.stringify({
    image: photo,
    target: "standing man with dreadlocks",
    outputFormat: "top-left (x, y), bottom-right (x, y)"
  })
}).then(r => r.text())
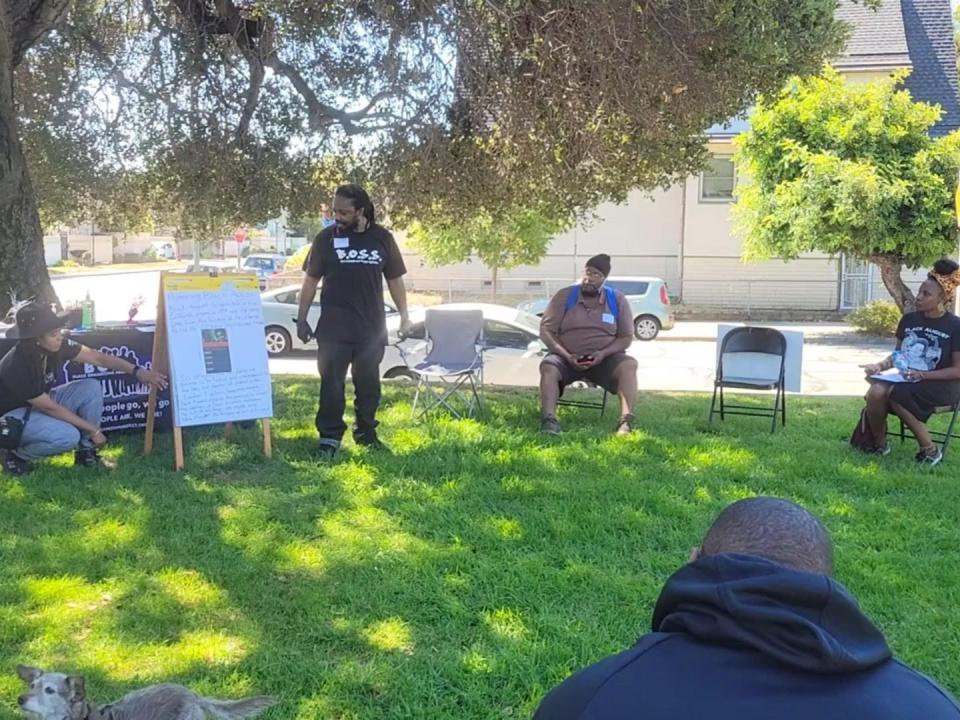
top-left (297, 184), bottom-right (412, 459)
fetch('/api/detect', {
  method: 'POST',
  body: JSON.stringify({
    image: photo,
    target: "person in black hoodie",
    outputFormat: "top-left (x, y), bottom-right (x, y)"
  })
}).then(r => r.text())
top-left (533, 497), bottom-right (960, 720)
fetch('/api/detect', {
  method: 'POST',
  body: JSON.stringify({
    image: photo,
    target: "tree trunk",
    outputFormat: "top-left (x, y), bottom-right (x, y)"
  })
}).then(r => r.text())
top-left (490, 265), bottom-right (498, 300)
top-left (871, 254), bottom-right (916, 313)
top-left (0, 28), bottom-right (56, 317)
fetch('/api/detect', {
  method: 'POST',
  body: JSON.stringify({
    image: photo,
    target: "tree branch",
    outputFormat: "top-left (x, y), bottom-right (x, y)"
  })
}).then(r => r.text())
top-left (73, 29), bottom-right (179, 116)
top-left (9, 0), bottom-right (72, 66)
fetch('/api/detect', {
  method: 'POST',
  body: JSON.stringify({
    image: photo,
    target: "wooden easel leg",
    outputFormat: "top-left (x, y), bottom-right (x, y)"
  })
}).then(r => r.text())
top-left (146, 271), bottom-right (171, 456)
top-left (145, 385), bottom-right (158, 455)
top-left (262, 418), bottom-right (272, 458)
top-left (173, 427), bottom-right (185, 471)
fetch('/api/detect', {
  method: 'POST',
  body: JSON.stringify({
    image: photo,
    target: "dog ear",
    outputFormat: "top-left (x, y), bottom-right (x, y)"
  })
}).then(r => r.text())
top-left (17, 665), bottom-right (43, 684)
top-left (66, 676), bottom-right (86, 702)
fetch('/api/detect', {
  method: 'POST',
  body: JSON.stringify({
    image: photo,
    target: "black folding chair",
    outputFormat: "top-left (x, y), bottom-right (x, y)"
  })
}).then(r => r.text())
top-left (709, 326), bottom-right (787, 433)
top-left (558, 382), bottom-right (609, 417)
top-left (895, 400), bottom-right (960, 459)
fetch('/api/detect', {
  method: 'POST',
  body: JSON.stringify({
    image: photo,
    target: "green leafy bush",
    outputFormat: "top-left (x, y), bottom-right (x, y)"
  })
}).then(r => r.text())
top-left (847, 301), bottom-right (901, 336)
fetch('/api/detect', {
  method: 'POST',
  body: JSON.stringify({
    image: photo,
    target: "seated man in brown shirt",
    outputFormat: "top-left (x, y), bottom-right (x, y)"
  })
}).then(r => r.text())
top-left (539, 254), bottom-right (638, 435)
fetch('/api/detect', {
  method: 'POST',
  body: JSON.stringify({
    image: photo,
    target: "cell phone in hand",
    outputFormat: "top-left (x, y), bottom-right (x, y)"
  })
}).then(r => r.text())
top-left (577, 354), bottom-right (594, 364)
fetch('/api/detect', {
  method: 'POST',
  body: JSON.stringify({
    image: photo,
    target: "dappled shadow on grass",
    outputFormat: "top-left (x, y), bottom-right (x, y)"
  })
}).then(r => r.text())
top-left (2, 381), bottom-right (960, 718)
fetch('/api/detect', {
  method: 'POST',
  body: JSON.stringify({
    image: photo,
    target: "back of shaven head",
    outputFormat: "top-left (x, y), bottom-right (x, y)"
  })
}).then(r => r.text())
top-left (701, 497), bottom-right (833, 575)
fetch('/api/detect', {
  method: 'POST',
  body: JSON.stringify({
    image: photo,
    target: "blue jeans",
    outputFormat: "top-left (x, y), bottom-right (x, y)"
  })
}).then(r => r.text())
top-left (1, 379), bottom-right (104, 460)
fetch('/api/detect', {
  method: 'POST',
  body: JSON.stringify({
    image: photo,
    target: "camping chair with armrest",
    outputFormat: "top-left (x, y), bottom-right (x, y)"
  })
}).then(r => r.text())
top-left (411, 309), bottom-right (485, 419)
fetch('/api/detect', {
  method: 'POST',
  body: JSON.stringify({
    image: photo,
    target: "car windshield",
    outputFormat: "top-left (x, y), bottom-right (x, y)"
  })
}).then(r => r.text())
top-left (512, 310), bottom-right (541, 334)
top-left (607, 280), bottom-right (649, 295)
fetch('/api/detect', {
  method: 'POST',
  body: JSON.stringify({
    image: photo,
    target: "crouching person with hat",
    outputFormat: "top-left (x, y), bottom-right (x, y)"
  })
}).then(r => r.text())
top-left (0, 302), bottom-right (167, 475)
top-left (538, 254), bottom-right (639, 436)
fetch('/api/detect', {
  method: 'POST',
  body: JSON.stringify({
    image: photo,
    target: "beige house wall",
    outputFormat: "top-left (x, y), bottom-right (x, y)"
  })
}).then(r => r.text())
top-left (396, 60), bottom-right (921, 312)
top-left (398, 187), bottom-right (685, 297)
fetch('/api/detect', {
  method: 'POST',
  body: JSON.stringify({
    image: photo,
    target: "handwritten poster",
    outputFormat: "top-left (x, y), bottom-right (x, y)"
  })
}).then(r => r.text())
top-left (163, 274), bottom-right (273, 427)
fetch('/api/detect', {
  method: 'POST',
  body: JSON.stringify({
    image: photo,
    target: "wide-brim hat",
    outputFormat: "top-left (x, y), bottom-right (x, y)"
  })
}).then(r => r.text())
top-left (7, 302), bottom-right (69, 339)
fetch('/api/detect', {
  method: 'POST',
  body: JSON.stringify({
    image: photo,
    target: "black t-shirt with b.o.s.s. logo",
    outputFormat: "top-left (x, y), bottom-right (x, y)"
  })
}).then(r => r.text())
top-left (305, 223), bottom-right (406, 344)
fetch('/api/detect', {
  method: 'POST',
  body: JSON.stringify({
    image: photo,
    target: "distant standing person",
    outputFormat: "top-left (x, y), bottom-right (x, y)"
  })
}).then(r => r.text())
top-left (296, 184), bottom-right (412, 458)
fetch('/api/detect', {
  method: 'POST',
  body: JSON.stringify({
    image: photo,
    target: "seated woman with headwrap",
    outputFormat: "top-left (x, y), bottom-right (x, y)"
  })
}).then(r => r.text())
top-left (857, 259), bottom-right (960, 465)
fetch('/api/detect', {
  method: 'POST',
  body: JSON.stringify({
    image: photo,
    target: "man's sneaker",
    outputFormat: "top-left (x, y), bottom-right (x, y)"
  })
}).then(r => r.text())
top-left (316, 442), bottom-right (339, 460)
top-left (75, 448), bottom-right (116, 470)
top-left (616, 414), bottom-right (635, 436)
top-left (2, 450), bottom-right (30, 476)
top-left (873, 446), bottom-right (891, 457)
top-left (540, 416), bottom-right (561, 435)
top-left (917, 447), bottom-right (943, 466)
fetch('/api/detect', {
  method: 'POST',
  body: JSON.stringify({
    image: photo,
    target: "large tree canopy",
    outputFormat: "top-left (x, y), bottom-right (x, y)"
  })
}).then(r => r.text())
top-left (2, 0), bottom-right (867, 313)
top-left (733, 67), bottom-right (960, 311)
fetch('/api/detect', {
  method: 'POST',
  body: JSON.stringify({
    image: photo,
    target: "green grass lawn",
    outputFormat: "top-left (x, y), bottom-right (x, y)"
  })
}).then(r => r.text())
top-left (2, 379), bottom-right (959, 718)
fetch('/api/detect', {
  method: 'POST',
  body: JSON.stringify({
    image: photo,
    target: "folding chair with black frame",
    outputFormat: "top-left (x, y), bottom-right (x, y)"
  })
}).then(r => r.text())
top-left (557, 382), bottom-right (609, 417)
top-left (709, 326), bottom-right (787, 433)
top-left (894, 400), bottom-right (960, 460)
top-left (410, 309), bottom-right (485, 420)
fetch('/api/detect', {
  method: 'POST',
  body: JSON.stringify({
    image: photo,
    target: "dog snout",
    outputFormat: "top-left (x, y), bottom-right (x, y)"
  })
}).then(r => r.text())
top-left (17, 694), bottom-right (28, 706)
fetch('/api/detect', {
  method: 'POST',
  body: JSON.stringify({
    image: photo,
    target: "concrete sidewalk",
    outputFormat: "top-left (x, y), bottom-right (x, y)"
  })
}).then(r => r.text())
top-left (659, 321), bottom-right (887, 347)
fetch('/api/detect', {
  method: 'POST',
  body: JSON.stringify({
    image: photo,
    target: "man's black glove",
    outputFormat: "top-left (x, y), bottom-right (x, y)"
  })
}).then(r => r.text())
top-left (296, 318), bottom-right (313, 344)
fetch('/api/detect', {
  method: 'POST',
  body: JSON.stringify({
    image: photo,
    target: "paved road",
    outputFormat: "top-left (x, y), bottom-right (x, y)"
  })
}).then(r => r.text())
top-left (272, 324), bottom-right (890, 397)
top-left (53, 271), bottom-right (891, 396)
top-left (53, 269), bottom-right (165, 323)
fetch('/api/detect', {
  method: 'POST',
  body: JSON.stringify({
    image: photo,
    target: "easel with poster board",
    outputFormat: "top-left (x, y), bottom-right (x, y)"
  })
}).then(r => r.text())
top-left (144, 271), bottom-right (273, 470)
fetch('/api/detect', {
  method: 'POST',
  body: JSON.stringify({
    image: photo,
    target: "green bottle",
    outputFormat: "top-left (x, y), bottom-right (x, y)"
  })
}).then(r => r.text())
top-left (81, 291), bottom-right (95, 329)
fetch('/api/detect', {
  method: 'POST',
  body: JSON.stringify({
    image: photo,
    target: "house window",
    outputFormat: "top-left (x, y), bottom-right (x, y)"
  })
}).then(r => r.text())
top-left (699, 156), bottom-right (736, 202)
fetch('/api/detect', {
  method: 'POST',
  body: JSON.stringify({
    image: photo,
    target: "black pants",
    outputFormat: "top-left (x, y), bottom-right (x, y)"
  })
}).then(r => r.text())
top-left (316, 340), bottom-right (386, 445)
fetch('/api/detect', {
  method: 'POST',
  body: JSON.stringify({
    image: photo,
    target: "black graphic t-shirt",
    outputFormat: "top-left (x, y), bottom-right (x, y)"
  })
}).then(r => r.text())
top-left (896, 311), bottom-right (960, 372)
top-left (305, 223), bottom-right (406, 344)
top-left (0, 338), bottom-right (82, 415)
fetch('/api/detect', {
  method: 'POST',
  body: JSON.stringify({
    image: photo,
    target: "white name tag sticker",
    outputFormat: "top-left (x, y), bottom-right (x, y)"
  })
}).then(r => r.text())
top-left (602, 313), bottom-right (615, 324)
top-left (333, 237), bottom-right (350, 249)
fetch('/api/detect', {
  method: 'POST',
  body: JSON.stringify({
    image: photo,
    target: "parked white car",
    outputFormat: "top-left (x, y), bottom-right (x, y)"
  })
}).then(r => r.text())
top-left (261, 285), bottom-right (398, 355)
top-left (382, 303), bottom-right (547, 386)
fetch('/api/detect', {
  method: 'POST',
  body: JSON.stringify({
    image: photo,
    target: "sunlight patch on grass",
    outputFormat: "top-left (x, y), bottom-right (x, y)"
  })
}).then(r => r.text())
top-left (279, 541), bottom-right (328, 576)
top-left (364, 617), bottom-right (415, 655)
top-left (71, 517), bottom-right (142, 554)
top-left (484, 608), bottom-right (529, 642)
top-left (462, 645), bottom-right (494, 673)
top-left (88, 630), bottom-right (251, 682)
top-left (488, 516), bottom-right (524, 540)
top-left (1, 478), bottom-right (27, 501)
top-left (683, 443), bottom-right (757, 473)
top-left (693, 485), bottom-right (714, 504)
top-left (328, 462), bottom-right (382, 498)
top-left (318, 507), bottom-right (433, 562)
top-left (154, 569), bottom-right (225, 607)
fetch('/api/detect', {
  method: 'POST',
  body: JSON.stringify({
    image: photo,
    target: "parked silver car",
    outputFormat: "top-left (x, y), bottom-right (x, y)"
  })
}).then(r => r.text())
top-left (261, 285), bottom-right (398, 355)
top-left (517, 276), bottom-right (675, 341)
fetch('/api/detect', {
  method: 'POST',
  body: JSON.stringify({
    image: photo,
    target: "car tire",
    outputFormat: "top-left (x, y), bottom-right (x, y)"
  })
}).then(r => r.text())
top-left (383, 367), bottom-right (419, 381)
top-left (634, 315), bottom-right (661, 341)
top-left (265, 326), bottom-right (292, 356)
